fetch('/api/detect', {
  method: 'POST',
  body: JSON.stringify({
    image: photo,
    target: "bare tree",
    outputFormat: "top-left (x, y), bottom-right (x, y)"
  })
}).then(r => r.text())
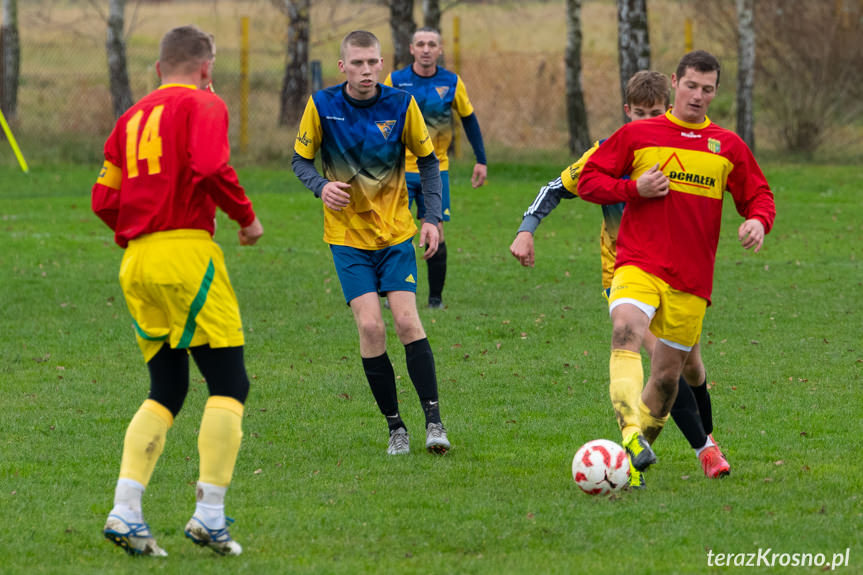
top-left (389, 0), bottom-right (415, 70)
top-left (278, 0), bottom-right (310, 126)
top-left (566, 0), bottom-right (590, 154)
top-left (421, 0), bottom-right (441, 30)
top-left (0, 0), bottom-right (20, 120)
top-left (736, 0), bottom-right (755, 150)
top-left (106, 0), bottom-right (134, 118)
top-left (616, 0), bottom-right (650, 123)
top-left (696, 0), bottom-right (863, 158)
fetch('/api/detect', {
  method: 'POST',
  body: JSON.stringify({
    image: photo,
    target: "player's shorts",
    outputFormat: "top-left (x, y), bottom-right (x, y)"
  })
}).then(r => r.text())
top-left (406, 170), bottom-right (450, 222)
top-left (607, 265), bottom-right (706, 351)
top-left (330, 238), bottom-right (418, 304)
top-left (119, 229), bottom-right (244, 363)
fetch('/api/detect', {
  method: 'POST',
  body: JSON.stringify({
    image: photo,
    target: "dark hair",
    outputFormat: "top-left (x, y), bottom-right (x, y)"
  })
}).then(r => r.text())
top-left (340, 30), bottom-right (380, 59)
top-left (625, 71), bottom-right (670, 108)
top-left (412, 27), bottom-right (442, 43)
top-left (675, 50), bottom-right (721, 86)
top-left (159, 25), bottom-right (215, 75)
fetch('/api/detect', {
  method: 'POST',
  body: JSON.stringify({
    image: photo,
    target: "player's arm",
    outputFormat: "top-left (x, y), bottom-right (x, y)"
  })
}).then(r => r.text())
top-left (91, 124), bottom-right (123, 230)
top-left (289, 96), bottom-right (351, 210)
top-left (404, 96), bottom-right (441, 257)
top-left (510, 176), bottom-right (575, 267)
top-left (453, 77), bottom-right (487, 187)
top-left (727, 143), bottom-right (776, 252)
top-left (577, 128), bottom-right (643, 205)
top-left (190, 96), bottom-right (257, 228)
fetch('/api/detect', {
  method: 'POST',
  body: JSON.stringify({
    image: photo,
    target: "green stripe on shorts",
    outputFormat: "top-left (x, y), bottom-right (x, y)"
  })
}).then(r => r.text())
top-left (177, 258), bottom-right (215, 349)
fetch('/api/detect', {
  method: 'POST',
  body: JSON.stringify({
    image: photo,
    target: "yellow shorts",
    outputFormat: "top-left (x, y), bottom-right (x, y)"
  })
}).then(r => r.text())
top-left (119, 230), bottom-right (244, 362)
top-left (607, 265), bottom-right (706, 350)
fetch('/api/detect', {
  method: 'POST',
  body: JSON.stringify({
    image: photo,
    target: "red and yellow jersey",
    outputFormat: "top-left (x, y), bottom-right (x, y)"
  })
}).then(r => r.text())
top-left (577, 110), bottom-right (776, 302)
top-left (92, 84), bottom-right (255, 248)
top-left (559, 141), bottom-right (626, 290)
top-left (295, 83), bottom-right (434, 250)
top-left (384, 67), bottom-right (474, 172)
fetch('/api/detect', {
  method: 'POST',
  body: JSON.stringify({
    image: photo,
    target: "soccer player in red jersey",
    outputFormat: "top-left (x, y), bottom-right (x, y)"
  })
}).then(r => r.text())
top-left (577, 51), bottom-right (776, 476)
top-left (92, 25), bottom-right (263, 557)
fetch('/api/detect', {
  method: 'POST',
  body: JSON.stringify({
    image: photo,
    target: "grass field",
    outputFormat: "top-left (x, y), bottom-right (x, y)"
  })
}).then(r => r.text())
top-left (2, 160), bottom-right (862, 574)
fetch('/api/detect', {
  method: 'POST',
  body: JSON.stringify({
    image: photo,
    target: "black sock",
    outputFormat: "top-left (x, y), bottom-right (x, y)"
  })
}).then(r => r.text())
top-left (361, 353), bottom-right (404, 431)
top-left (404, 338), bottom-right (441, 425)
top-left (670, 376), bottom-right (708, 450)
top-left (427, 241), bottom-right (447, 301)
top-left (691, 380), bottom-right (713, 436)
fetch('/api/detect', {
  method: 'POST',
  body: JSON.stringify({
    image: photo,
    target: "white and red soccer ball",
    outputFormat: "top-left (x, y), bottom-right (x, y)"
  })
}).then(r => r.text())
top-left (572, 439), bottom-right (630, 495)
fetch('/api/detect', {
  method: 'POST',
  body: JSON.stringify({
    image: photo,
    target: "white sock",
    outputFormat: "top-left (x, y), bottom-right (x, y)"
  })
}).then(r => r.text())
top-left (695, 435), bottom-right (715, 457)
top-left (194, 481), bottom-right (227, 529)
top-left (111, 478), bottom-right (144, 522)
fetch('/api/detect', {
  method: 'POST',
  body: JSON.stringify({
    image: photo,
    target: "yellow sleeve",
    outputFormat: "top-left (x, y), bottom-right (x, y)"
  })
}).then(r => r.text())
top-left (402, 97), bottom-right (435, 158)
top-left (452, 76), bottom-right (475, 118)
top-left (559, 141), bottom-right (601, 194)
top-left (383, 74), bottom-right (393, 87)
top-left (96, 160), bottom-right (122, 189)
top-left (294, 96), bottom-right (322, 159)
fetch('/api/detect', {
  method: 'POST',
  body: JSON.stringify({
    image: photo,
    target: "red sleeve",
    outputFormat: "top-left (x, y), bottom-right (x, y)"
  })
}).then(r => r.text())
top-left (727, 143), bottom-right (776, 234)
top-left (91, 127), bottom-right (123, 230)
top-left (576, 127), bottom-right (640, 204)
top-left (189, 94), bottom-right (256, 227)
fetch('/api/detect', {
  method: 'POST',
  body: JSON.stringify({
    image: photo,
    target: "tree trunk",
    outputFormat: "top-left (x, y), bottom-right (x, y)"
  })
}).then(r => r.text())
top-left (736, 0), bottom-right (755, 150)
top-left (566, 0), bottom-right (590, 154)
top-left (422, 0), bottom-right (441, 30)
top-left (617, 0), bottom-right (650, 123)
top-left (106, 0), bottom-right (134, 118)
top-left (279, 0), bottom-right (310, 126)
top-left (1, 0), bottom-right (20, 120)
top-left (389, 0), bottom-right (415, 70)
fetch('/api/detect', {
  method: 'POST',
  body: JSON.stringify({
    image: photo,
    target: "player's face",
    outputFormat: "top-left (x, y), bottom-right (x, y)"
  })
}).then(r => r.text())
top-left (671, 68), bottom-right (718, 124)
top-left (410, 31), bottom-right (442, 73)
top-left (624, 101), bottom-right (667, 122)
top-left (338, 44), bottom-right (383, 100)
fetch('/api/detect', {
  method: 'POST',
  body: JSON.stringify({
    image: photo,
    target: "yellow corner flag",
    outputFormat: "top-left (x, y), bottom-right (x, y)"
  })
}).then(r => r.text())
top-left (0, 107), bottom-right (29, 173)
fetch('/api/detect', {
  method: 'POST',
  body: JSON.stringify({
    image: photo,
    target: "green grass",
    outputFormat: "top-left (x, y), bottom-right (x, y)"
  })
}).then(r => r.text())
top-left (1, 160), bottom-right (861, 574)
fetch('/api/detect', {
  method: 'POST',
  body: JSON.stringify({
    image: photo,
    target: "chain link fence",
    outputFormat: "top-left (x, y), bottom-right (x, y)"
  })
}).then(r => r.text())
top-left (2, 0), bottom-right (859, 169)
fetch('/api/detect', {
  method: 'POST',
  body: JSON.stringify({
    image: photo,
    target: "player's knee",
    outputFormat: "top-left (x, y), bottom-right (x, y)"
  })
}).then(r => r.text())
top-left (611, 321), bottom-right (642, 351)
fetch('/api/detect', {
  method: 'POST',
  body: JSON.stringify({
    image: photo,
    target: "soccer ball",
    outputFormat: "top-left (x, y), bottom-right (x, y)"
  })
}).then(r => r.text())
top-left (572, 439), bottom-right (630, 495)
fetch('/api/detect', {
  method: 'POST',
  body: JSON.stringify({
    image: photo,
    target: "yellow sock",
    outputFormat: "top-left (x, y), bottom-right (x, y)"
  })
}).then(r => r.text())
top-left (609, 349), bottom-right (644, 440)
top-left (198, 396), bottom-right (244, 487)
top-left (639, 397), bottom-right (670, 445)
top-left (118, 399), bottom-right (173, 487)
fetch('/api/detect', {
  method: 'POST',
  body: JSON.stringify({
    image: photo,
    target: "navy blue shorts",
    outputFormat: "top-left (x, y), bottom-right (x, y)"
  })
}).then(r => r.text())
top-left (330, 238), bottom-right (419, 304)
top-left (406, 170), bottom-right (450, 222)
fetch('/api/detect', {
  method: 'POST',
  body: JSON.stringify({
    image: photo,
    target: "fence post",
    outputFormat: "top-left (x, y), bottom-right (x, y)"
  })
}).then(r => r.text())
top-left (452, 15), bottom-right (461, 159)
top-left (684, 18), bottom-right (693, 53)
top-left (240, 16), bottom-right (250, 154)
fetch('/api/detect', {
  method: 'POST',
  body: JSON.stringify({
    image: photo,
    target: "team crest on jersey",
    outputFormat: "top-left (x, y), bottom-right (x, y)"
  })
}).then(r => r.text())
top-left (435, 86), bottom-right (450, 99)
top-left (707, 138), bottom-right (721, 154)
top-left (376, 120), bottom-right (397, 139)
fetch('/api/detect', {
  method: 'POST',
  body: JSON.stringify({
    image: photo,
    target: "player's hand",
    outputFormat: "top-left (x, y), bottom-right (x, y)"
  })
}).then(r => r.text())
top-left (471, 163), bottom-right (487, 188)
top-left (510, 231), bottom-right (535, 267)
top-left (419, 221), bottom-right (440, 260)
top-left (239, 216), bottom-right (263, 246)
top-left (321, 181), bottom-right (352, 211)
top-left (636, 164), bottom-right (669, 198)
top-left (738, 218), bottom-right (765, 252)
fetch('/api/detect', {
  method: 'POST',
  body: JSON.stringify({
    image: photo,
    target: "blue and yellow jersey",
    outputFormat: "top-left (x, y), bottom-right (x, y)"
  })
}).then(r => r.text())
top-left (384, 66), bottom-right (474, 172)
top-left (294, 83), bottom-right (434, 250)
top-left (559, 141), bottom-right (625, 290)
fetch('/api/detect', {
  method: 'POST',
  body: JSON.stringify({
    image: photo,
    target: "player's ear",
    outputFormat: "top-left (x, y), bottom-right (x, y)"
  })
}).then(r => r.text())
top-left (155, 61), bottom-right (162, 79)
